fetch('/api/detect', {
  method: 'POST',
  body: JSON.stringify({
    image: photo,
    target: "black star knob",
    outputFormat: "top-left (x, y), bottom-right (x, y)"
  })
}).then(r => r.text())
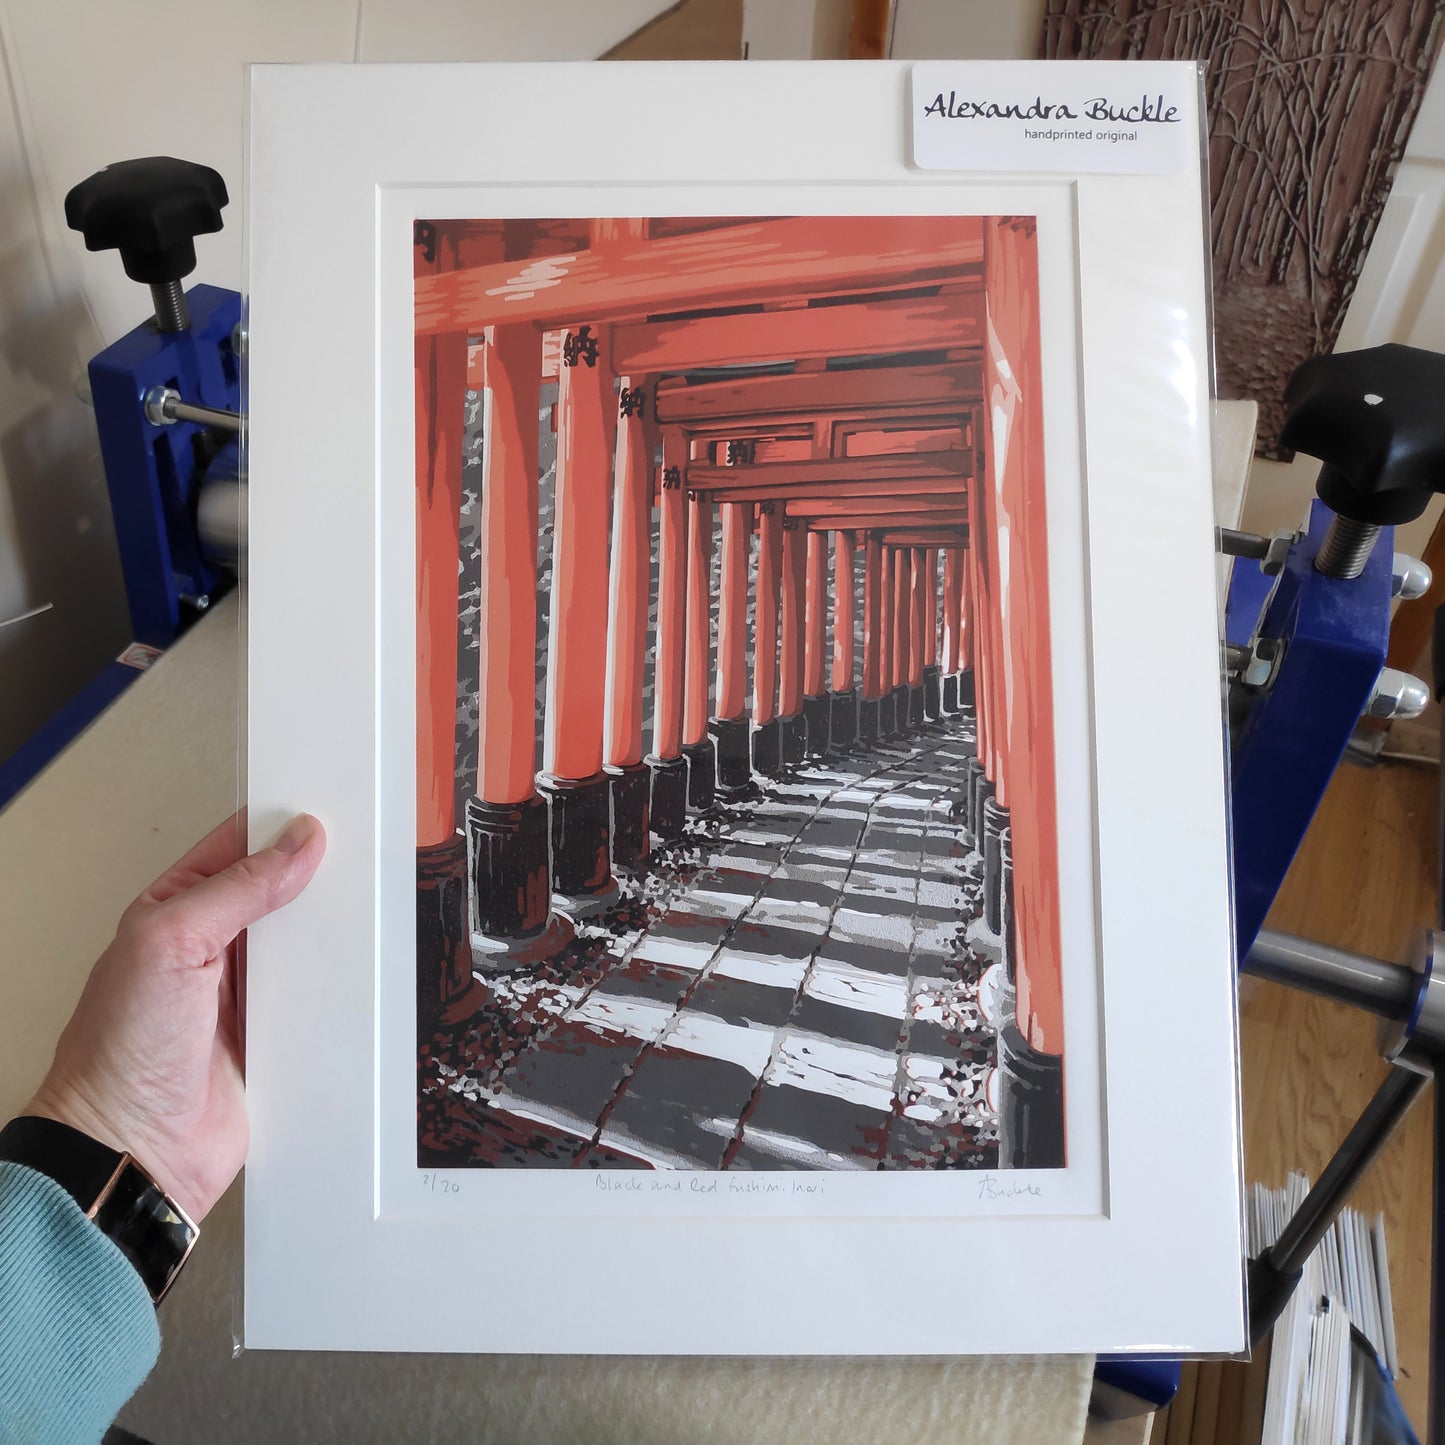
top-left (1279, 344), bottom-right (1445, 577)
top-left (65, 157), bottom-right (228, 332)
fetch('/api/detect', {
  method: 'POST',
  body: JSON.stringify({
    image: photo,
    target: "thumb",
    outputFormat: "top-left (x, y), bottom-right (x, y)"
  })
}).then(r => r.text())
top-left (149, 814), bottom-right (327, 964)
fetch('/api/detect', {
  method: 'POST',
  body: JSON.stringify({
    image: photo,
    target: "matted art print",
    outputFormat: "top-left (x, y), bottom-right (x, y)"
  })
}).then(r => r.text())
top-left (414, 213), bottom-right (1066, 1180)
top-left (244, 60), bottom-right (1244, 1356)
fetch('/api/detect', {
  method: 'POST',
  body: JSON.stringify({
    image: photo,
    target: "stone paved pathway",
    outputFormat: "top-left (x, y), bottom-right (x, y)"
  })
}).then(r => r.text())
top-left (421, 711), bottom-right (999, 1171)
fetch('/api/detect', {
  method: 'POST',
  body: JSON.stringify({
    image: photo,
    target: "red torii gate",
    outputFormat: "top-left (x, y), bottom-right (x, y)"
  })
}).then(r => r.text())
top-left (413, 214), bottom-right (1063, 1168)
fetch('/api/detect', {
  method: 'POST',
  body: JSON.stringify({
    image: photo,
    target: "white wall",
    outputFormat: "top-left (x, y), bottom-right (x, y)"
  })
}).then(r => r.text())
top-left (889, 0), bottom-right (1046, 60)
top-left (0, 0), bottom-right (672, 767)
top-left (1242, 64), bottom-right (1445, 560)
top-left (740, 0), bottom-right (1046, 61)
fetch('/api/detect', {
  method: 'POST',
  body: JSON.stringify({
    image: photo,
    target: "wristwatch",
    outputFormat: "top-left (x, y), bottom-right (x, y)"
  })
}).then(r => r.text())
top-left (0, 1115), bottom-right (199, 1304)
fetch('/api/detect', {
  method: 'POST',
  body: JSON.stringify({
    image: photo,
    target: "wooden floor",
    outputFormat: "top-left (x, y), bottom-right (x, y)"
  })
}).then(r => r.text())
top-left (1148, 753), bottom-right (1440, 1442)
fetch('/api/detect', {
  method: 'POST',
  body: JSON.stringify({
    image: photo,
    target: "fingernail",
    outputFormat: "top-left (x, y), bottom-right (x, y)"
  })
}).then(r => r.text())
top-left (271, 815), bottom-right (315, 856)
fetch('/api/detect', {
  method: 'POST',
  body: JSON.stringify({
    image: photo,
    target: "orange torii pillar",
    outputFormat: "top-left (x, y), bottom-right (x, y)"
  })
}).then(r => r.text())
top-left (940, 548), bottom-right (964, 714)
top-left (907, 546), bottom-right (928, 727)
top-left (603, 375), bottom-right (655, 869)
top-left (539, 321), bottom-right (620, 917)
top-left (829, 530), bottom-right (858, 749)
top-left (463, 324), bottom-right (573, 970)
top-left (682, 487), bottom-right (716, 809)
top-left (959, 543), bottom-right (976, 710)
top-left (415, 326), bottom-right (482, 1019)
top-left (964, 435), bottom-right (997, 858)
top-left (647, 426), bottom-right (690, 838)
top-left (778, 519), bottom-right (808, 765)
top-left (752, 502), bottom-right (786, 777)
top-left (966, 470), bottom-right (1003, 920)
top-left (876, 543), bottom-right (896, 738)
top-left (922, 547), bottom-right (944, 722)
top-left (987, 217), bottom-right (1063, 1170)
top-left (858, 532), bottom-right (883, 742)
top-left (890, 546), bottom-right (910, 734)
top-left (802, 530), bottom-right (831, 756)
top-left (976, 410), bottom-right (1011, 951)
top-left (710, 501), bottom-right (755, 797)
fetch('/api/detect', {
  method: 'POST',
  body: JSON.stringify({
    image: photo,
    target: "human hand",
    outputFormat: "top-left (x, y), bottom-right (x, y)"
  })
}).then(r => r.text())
top-left (24, 813), bottom-right (326, 1222)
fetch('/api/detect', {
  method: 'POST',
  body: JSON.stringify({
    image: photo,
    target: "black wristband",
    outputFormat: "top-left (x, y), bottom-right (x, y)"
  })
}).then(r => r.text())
top-left (0, 1115), bottom-right (199, 1304)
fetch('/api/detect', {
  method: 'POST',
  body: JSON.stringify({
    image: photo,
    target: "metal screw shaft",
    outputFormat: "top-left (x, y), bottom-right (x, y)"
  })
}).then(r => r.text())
top-left (1314, 516), bottom-right (1381, 579)
top-left (149, 280), bottom-right (189, 333)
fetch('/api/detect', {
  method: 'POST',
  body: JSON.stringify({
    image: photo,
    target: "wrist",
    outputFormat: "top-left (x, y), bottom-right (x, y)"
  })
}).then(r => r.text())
top-left (26, 1079), bottom-right (126, 1154)
top-left (24, 1079), bottom-right (166, 1192)
top-left (24, 1079), bottom-right (179, 1216)
top-left (0, 1115), bottom-right (200, 1304)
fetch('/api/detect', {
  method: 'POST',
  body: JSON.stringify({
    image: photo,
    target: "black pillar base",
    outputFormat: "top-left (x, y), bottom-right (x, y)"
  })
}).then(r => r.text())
top-left (830, 687), bottom-right (858, 750)
top-left (997, 1022), bottom-right (1065, 1169)
top-left (1000, 826), bottom-right (1015, 983)
top-left (417, 835), bottom-right (486, 1024)
top-left (960, 756), bottom-right (981, 834)
top-left (877, 689), bottom-right (897, 739)
top-left (997, 969), bottom-right (1018, 1035)
top-left (606, 761), bottom-right (651, 872)
top-left (709, 716), bottom-right (757, 799)
top-left (857, 694), bottom-right (881, 743)
top-left (958, 668), bottom-right (976, 706)
top-left (648, 754), bottom-right (689, 839)
top-left (941, 672), bottom-right (960, 715)
top-left (971, 771), bottom-right (995, 854)
top-left (536, 771), bottom-right (619, 917)
top-left (889, 687), bottom-right (908, 737)
top-left (751, 717), bottom-right (785, 778)
top-left (803, 694), bottom-right (831, 757)
top-left (982, 796), bottom-right (1009, 934)
top-left (958, 697), bottom-right (978, 759)
top-left (908, 683), bottom-right (927, 730)
top-left (780, 710), bottom-right (808, 766)
top-left (682, 737), bottom-right (716, 811)
top-left (465, 796), bottom-right (574, 971)
top-left (924, 664), bottom-right (942, 722)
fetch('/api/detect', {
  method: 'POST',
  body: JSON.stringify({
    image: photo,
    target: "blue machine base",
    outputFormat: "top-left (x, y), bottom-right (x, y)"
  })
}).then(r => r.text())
top-left (1091, 1356), bottom-right (1182, 1419)
top-left (1228, 501), bottom-right (1391, 958)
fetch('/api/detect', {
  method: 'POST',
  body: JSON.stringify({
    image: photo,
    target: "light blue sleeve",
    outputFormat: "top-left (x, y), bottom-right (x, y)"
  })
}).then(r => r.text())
top-left (0, 1161), bottom-right (160, 1444)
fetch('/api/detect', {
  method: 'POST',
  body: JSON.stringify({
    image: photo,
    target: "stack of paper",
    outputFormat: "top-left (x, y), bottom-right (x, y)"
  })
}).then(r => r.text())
top-left (1249, 1174), bottom-right (1411, 1445)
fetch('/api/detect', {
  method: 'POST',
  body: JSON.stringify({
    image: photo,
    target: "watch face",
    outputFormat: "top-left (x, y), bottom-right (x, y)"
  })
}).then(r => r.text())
top-left (91, 1161), bottom-right (199, 1304)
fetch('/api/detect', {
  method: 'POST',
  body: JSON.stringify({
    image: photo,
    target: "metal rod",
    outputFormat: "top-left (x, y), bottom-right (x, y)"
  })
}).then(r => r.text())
top-left (149, 279), bottom-right (189, 333)
top-left (1315, 516), bottom-right (1381, 579)
top-left (1243, 929), bottom-right (1417, 1020)
top-left (1270, 1066), bottom-right (1426, 1273)
top-left (165, 396), bottom-right (242, 433)
top-left (196, 475), bottom-right (246, 571)
top-left (1250, 1065), bottom-right (1429, 1344)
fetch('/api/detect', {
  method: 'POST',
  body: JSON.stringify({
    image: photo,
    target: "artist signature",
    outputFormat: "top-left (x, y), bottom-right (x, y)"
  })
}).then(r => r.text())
top-left (977, 1174), bottom-right (1043, 1201)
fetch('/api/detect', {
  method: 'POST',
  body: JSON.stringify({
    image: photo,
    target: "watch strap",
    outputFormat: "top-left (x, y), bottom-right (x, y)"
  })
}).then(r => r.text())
top-left (0, 1116), bottom-right (198, 1304)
